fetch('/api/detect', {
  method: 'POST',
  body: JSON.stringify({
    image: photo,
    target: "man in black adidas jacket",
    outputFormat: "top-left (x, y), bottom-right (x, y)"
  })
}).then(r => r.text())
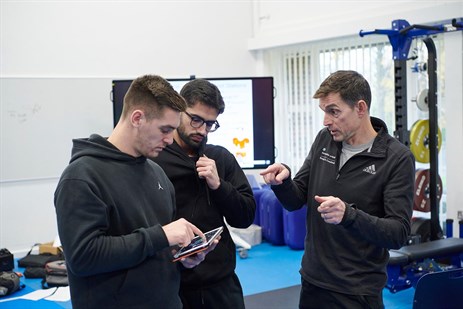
top-left (261, 70), bottom-right (415, 309)
top-left (153, 79), bottom-right (256, 309)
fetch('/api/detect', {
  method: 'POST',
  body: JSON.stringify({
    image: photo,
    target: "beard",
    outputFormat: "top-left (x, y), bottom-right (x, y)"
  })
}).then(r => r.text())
top-left (177, 124), bottom-right (203, 151)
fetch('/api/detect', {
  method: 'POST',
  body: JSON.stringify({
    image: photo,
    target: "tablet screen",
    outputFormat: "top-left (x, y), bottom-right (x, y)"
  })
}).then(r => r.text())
top-left (173, 226), bottom-right (223, 261)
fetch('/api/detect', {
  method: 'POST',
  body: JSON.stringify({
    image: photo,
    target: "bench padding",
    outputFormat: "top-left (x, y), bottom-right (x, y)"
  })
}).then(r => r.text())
top-left (389, 238), bottom-right (463, 265)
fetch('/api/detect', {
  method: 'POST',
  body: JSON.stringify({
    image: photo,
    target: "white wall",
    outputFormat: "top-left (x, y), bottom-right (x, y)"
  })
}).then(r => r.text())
top-left (1, 0), bottom-right (256, 78)
top-left (248, 1), bottom-right (461, 50)
top-left (1, 0), bottom-right (462, 255)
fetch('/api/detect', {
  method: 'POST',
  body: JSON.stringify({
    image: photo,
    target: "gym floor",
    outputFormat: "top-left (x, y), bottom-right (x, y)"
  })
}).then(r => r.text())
top-left (2, 242), bottom-right (415, 308)
top-left (236, 242), bottom-right (415, 309)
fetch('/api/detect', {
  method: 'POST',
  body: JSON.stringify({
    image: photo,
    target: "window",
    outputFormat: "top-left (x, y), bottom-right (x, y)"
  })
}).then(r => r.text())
top-left (263, 35), bottom-right (397, 172)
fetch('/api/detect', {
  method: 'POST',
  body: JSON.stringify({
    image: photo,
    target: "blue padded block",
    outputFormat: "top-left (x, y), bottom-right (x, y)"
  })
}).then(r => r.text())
top-left (259, 189), bottom-right (285, 245)
top-left (252, 185), bottom-right (270, 226)
top-left (252, 189), bottom-right (264, 225)
top-left (283, 207), bottom-right (307, 250)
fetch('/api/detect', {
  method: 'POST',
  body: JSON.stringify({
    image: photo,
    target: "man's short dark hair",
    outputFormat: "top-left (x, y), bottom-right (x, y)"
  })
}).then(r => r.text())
top-left (122, 75), bottom-right (186, 120)
top-left (313, 70), bottom-right (372, 109)
top-left (180, 79), bottom-right (225, 114)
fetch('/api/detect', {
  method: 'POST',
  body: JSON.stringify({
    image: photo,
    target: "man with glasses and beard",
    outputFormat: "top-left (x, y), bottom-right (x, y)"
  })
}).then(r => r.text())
top-left (54, 75), bottom-right (214, 309)
top-left (152, 79), bottom-right (256, 309)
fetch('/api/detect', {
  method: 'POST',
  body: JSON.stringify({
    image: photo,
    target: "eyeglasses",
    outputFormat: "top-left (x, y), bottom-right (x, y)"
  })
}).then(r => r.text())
top-left (184, 111), bottom-right (220, 132)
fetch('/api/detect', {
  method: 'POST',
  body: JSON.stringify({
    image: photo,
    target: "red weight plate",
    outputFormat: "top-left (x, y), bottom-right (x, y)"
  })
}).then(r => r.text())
top-left (413, 168), bottom-right (442, 212)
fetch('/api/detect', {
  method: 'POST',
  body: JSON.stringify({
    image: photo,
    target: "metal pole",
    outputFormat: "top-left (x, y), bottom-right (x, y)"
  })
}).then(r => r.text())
top-left (423, 37), bottom-right (443, 240)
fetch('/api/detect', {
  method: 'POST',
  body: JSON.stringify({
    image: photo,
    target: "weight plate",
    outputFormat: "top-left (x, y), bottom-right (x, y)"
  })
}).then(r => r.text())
top-left (416, 89), bottom-right (428, 111)
top-left (413, 168), bottom-right (443, 212)
top-left (410, 119), bottom-right (442, 163)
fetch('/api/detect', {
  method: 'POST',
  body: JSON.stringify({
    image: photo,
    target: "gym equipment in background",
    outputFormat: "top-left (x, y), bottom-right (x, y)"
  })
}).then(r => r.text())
top-left (259, 189), bottom-right (285, 246)
top-left (413, 268), bottom-right (463, 309)
top-left (409, 120), bottom-right (442, 163)
top-left (360, 18), bottom-right (463, 240)
top-left (413, 169), bottom-right (442, 213)
top-left (360, 17), bottom-right (463, 294)
top-left (252, 185), bottom-right (306, 250)
top-left (283, 207), bottom-right (307, 250)
top-left (414, 88), bottom-right (429, 111)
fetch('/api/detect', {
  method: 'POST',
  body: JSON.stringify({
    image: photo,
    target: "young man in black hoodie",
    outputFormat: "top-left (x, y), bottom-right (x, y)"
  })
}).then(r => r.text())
top-left (261, 70), bottom-right (415, 309)
top-left (153, 79), bottom-right (256, 309)
top-left (54, 75), bottom-right (216, 309)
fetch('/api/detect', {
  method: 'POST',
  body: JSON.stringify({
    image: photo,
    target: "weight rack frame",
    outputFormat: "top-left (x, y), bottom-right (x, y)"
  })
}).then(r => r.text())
top-left (360, 18), bottom-right (463, 240)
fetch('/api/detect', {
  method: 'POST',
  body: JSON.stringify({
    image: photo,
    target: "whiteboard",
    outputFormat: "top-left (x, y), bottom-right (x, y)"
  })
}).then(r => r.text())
top-left (0, 78), bottom-right (114, 182)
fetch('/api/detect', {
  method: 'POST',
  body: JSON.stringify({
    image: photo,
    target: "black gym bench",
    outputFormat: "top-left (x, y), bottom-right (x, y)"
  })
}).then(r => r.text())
top-left (387, 238), bottom-right (463, 293)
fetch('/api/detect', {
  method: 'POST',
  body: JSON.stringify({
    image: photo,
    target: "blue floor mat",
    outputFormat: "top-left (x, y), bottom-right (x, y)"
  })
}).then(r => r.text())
top-left (236, 241), bottom-right (303, 295)
top-left (236, 242), bottom-right (414, 308)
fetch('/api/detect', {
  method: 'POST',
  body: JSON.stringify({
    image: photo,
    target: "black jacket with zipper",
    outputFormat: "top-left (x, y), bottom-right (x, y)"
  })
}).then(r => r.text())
top-left (153, 141), bottom-right (256, 288)
top-left (272, 117), bottom-right (415, 296)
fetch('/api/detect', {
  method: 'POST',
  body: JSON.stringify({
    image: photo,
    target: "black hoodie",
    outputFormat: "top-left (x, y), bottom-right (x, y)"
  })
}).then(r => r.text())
top-left (54, 134), bottom-right (182, 309)
top-left (153, 141), bottom-right (256, 288)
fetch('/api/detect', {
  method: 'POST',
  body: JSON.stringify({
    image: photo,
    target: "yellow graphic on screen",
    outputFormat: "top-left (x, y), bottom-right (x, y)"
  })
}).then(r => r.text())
top-left (233, 137), bottom-right (250, 158)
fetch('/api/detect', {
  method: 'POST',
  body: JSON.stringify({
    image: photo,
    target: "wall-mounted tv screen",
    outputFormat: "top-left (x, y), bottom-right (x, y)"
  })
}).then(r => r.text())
top-left (111, 77), bottom-right (275, 169)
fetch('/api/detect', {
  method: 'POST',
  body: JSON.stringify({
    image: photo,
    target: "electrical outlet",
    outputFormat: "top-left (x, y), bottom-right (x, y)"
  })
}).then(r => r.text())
top-left (458, 211), bottom-right (463, 220)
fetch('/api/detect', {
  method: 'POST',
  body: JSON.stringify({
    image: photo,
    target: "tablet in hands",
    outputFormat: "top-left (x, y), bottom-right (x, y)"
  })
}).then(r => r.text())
top-left (172, 226), bottom-right (223, 262)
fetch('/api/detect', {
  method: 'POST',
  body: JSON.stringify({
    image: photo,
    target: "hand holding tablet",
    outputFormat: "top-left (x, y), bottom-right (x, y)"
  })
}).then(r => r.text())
top-left (173, 226), bottom-right (223, 262)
